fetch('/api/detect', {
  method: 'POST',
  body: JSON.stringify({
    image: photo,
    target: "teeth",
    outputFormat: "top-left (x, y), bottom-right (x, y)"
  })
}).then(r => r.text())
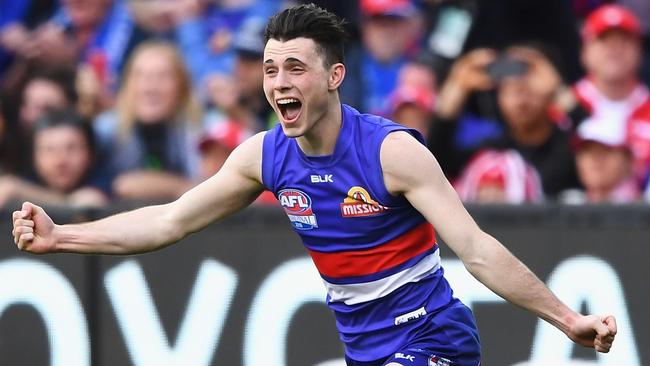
top-left (277, 98), bottom-right (298, 105)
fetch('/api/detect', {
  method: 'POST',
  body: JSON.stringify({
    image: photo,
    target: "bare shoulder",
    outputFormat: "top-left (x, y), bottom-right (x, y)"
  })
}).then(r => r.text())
top-left (380, 131), bottom-right (442, 194)
top-left (230, 131), bottom-right (266, 157)
top-left (380, 130), bottom-right (430, 159)
top-left (381, 131), bottom-right (426, 170)
top-left (222, 131), bottom-right (267, 183)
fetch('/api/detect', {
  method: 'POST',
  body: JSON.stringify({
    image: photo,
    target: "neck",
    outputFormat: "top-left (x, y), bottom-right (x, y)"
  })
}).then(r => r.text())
top-left (592, 76), bottom-right (637, 101)
top-left (509, 117), bottom-right (554, 146)
top-left (587, 187), bottom-right (612, 203)
top-left (296, 97), bottom-right (342, 156)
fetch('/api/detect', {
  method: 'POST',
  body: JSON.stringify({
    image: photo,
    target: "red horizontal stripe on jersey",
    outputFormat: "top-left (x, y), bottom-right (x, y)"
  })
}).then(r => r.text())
top-left (308, 223), bottom-right (435, 278)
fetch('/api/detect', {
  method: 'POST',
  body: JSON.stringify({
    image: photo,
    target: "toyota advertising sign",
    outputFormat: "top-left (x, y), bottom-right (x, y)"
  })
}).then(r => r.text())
top-left (0, 204), bottom-right (648, 365)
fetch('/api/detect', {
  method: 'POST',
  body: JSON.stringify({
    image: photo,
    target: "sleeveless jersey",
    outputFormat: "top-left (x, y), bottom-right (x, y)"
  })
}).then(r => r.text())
top-left (262, 104), bottom-right (454, 361)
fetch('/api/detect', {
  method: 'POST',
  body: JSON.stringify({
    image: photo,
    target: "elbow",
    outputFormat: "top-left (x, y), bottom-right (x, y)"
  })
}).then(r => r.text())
top-left (158, 204), bottom-right (187, 245)
top-left (164, 221), bottom-right (186, 245)
top-left (463, 255), bottom-right (488, 280)
top-left (459, 231), bottom-right (492, 278)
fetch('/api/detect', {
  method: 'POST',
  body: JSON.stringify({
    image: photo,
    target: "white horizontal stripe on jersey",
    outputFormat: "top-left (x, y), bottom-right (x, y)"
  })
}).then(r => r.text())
top-left (322, 249), bottom-right (441, 305)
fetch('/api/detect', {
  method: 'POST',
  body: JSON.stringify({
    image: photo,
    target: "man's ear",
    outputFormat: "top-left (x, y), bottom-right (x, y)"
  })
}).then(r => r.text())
top-left (328, 63), bottom-right (346, 91)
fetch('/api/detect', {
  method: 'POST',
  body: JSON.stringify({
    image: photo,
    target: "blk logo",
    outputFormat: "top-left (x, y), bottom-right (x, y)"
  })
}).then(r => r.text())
top-left (395, 353), bottom-right (415, 362)
top-left (310, 174), bottom-right (333, 183)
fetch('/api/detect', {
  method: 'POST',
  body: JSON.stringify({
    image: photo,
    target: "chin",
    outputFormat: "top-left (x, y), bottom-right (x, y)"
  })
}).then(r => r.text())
top-left (278, 116), bottom-right (308, 138)
top-left (279, 124), bottom-right (305, 138)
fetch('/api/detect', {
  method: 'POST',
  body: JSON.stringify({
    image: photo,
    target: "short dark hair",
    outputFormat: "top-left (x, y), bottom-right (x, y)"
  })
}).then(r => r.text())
top-left (264, 3), bottom-right (347, 67)
top-left (33, 109), bottom-right (95, 153)
top-left (24, 66), bottom-right (78, 105)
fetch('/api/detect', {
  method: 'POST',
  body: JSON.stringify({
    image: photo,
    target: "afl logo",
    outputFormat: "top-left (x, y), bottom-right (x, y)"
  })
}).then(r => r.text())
top-left (278, 189), bottom-right (318, 230)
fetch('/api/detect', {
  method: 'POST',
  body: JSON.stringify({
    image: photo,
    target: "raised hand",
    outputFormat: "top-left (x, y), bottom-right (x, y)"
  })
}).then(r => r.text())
top-left (12, 202), bottom-right (57, 254)
top-left (567, 314), bottom-right (617, 353)
top-left (435, 48), bottom-right (498, 119)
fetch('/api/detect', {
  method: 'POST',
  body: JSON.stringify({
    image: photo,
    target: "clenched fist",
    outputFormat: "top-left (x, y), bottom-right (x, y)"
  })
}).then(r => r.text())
top-left (12, 202), bottom-right (57, 254)
top-left (567, 314), bottom-right (617, 353)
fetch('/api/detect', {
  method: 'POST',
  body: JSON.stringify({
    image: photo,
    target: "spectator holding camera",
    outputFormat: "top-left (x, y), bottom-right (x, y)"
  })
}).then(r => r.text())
top-left (0, 109), bottom-right (107, 208)
top-left (431, 45), bottom-right (580, 198)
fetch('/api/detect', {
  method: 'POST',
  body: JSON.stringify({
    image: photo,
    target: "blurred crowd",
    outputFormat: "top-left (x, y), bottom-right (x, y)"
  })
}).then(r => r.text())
top-left (1, 0), bottom-right (650, 207)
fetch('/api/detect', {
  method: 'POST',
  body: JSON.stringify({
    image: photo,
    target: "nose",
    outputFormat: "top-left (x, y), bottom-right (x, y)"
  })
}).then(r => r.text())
top-left (273, 69), bottom-right (292, 92)
top-left (52, 147), bottom-right (69, 162)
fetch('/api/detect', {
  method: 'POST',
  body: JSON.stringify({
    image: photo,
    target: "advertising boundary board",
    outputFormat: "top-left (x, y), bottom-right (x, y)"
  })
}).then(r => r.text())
top-left (0, 203), bottom-right (648, 365)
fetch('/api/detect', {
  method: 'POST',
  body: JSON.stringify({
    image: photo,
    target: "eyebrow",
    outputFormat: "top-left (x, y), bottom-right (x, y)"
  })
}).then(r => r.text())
top-left (264, 57), bottom-right (307, 66)
top-left (285, 57), bottom-right (306, 65)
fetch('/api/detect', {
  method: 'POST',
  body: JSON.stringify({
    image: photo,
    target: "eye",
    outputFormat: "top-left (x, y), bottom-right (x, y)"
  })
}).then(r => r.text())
top-left (265, 68), bottom-right (277, 76)
top-left (291, 67), bottom-right (304, 73)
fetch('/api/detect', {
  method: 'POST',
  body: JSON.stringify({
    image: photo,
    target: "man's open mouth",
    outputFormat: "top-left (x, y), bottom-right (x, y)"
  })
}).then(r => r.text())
top-left (277, 98), bottom-right (303, 122)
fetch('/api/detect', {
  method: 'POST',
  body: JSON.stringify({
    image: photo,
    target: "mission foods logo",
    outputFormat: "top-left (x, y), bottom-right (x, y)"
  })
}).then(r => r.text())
top-left (278, 189), bottom-right (318, 230)
top-left (340, 186), bottom-right (388, 218)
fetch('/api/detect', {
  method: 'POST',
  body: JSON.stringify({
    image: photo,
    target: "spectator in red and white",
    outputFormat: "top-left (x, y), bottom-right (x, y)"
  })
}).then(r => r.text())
top-left (572, 116), bottom-right (641, 203)
top-left (572, 4), bottom-right (650, 186)
top-left (573, 4), bottom-right (648, 136)
top-left (454, 149), bottom-right (544, 204)
top-left (341, 0), bottom-right (424, 116)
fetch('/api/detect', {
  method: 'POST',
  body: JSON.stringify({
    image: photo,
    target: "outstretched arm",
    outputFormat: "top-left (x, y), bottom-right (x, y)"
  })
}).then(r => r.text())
top-left (380, 131), bottom-right (616, 353)
top-left (12, 132), bottom-right (266, 255)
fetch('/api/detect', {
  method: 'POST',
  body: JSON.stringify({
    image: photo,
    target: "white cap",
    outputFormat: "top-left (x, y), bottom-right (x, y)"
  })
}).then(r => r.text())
top-left (575, 116), bottom-right (627, 148)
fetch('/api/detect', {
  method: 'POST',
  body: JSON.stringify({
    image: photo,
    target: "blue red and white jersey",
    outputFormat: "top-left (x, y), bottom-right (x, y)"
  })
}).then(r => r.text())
top-left (261, 104), bottom-right (455, 361)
